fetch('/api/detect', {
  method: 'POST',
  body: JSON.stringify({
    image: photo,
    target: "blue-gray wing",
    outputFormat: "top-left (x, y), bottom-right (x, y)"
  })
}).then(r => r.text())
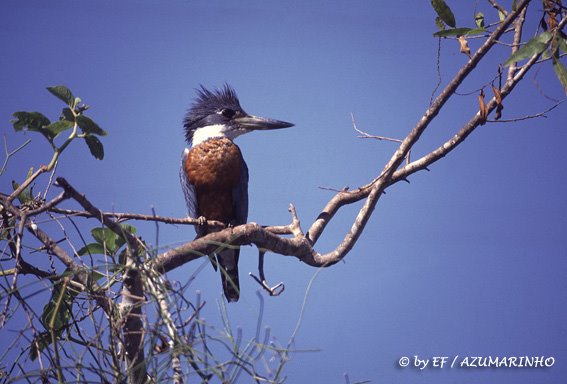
top-left (233, 160), bottom-right (249, 225)
top-left (180, 148), bottom-right (199, 232)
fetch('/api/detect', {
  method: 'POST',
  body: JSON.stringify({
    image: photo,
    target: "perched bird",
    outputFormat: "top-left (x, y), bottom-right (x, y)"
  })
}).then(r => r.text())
top-left (180, 84), bottom-right (294, 302)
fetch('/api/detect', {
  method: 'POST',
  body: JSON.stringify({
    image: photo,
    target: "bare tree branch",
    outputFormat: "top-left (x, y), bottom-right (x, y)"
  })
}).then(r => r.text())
top-left (1, 135), bottom-right (31, 177)
top-left (49, 207), bottom-right (227, 229)
top-left (488, 98), bottom-right (566, 122)
top-left (28, 225), bottom-right (78, 271)
top-left (305, 0), bottom-right (532, 251)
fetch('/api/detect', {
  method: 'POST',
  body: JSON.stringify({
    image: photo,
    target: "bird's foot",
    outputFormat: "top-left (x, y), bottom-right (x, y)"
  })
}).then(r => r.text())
top-left (197, 216), bottom-right (207, 226)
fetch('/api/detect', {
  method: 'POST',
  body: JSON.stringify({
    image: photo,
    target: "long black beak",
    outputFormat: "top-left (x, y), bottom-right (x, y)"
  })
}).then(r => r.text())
top-left (234, 114), bottom-right (294, 130)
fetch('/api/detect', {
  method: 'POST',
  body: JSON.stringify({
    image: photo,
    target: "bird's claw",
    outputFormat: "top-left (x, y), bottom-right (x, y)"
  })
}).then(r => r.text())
top-left (197, 216), bottom-right (207, 226)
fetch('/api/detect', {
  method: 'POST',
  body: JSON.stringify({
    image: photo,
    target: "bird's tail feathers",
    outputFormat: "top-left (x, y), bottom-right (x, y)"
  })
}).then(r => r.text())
top-left (217, 250), bottom-right (240, 302)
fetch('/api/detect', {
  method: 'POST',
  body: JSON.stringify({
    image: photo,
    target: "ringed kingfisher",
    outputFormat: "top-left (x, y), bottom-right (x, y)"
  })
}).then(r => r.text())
top-left (180, 84), bottom-right (294, 302)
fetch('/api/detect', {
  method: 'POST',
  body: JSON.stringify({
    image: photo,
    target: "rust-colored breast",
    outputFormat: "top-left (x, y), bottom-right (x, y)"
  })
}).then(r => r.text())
top-left (185, 137), bottom-right (243, 223)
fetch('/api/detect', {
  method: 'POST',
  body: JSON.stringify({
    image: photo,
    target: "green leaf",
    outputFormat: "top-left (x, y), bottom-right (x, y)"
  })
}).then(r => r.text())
top-left (46, 85), bottom-right (75, 108)
top-left (498, 9), bottom-right (506, 21)
top-left (552, 58), bottom-right (567, 95)
top-left (29, 332), bottom-right (51, 361)
top-left (435, 16), bottom-right (445, 31)
top-left (475, 12), bottom-right (485, 28)
top-left (76, 115), bottom-right (107, 136)
top-left (41, 294), bottom-right (71, 332)
top-left (61, 107), bottom-right (75, 122)
top-left (534, 31), bottom-right (553, 44)
top-left (89, 225), bottom-right (136, 256)
top-left (504, 32), bottom-right (552, 66)
top-left (84, 135), bottom-right (104, 160)
top-left (77, 242), bottom-right (107, 256)
top-left (434, 27), bottom-right (472, 37)
top-left (44, 120), bottom-right (74, 140)
top-left (12, 167), bottom-right (34, 204)
top-left (11, 111), bottom-right (51, 135)
top-left (32, 269), bottom-right (83, 361)
top-left (11, 180), bottom-right (28, 204)
top-left (91, 227), bottom-right (120, 255)
top-left (91, 270), bottom-right (105, 282)
top-left (123, 224), bottom-right (137, 234)
top-left (431, 0), bottom-right (456, 28)
top-left (40, 273), bottom-right (78, 333)
top-left (464, 27), bottom-right (486, 36)
top-left (541, 49), bottom-right (552, 60)
top-left (0, 215), bottom-right (15, 240)
top-left (115, 224), bottom-right (137, 252)
top-left (559, 36), bottom-right (567, 54)
top-left (25, 166), bottom-right (33, 181)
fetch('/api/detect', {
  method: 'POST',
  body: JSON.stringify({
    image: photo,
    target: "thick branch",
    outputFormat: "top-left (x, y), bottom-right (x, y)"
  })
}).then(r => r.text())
top-left (28, 225), bottom-right (79, 271)
top-left (121, 255), bottom-right (147, 384)
top-left (153, 223), bottom-right (314, 272)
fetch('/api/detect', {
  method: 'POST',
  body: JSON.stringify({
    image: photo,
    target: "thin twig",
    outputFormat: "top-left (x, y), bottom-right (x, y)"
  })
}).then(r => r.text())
top-left (49, 207), bottom-right (226, 229)
top-left (351, 113), bottom-right (403, 144)
top-left (1, 135), bottom-right (31, 177)
top-left (488, 98), bottom-right (566, 122)
top-left (351, 113), bottom-right (410, 165)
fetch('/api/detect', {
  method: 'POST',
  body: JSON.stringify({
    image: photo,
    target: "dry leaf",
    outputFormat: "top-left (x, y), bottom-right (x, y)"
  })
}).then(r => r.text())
top-left (543, 0), bottom-right (559, 30)
top-left (492, 85), bottom-right (504, 120)
top-left (153, 335), bottom-right (169, 354)
top-left (491, 85), bottom-right (502, 104)
top-left (478, 89), bottom-right (488, 125)
top-left (547, 9), bottom-right (559, 31)
top-left (458, 36), bottom-right (471, 58)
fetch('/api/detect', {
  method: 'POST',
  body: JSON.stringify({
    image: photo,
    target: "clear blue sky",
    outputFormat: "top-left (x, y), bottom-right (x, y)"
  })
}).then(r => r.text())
top-left (1, 1), bottom-right (567, 383)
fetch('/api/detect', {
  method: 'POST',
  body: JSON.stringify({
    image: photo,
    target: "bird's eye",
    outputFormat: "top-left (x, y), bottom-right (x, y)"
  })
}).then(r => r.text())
top-left (219, 108), bottom-right (236, 118)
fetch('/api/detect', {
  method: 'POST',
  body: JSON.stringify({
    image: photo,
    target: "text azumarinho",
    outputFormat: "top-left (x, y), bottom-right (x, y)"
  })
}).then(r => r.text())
top-left (459, 356), bottom-right (555, 368)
